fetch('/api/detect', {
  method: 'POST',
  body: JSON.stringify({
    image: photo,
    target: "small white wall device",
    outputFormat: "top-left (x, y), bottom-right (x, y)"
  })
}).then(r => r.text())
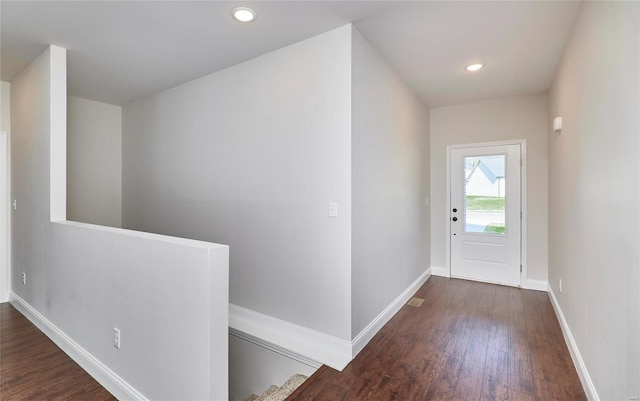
top-left (553, 117), bottom-right (563, 133)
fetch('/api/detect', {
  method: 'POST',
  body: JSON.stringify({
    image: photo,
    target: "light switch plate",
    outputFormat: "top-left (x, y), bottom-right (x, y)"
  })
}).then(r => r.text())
top-left (329, 202), bottom-right (338, 218)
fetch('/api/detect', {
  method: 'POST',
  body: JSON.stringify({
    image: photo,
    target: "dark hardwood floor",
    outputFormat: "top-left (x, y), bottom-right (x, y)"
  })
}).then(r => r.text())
top-left (287, 276), bottom-right (586, 401)
top-left (0, 302), bottom-right (116, 400)
top-left (0, 278), bottom-right (586, 401)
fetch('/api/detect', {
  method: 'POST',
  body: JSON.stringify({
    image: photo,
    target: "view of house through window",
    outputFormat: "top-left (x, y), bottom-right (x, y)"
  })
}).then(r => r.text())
top-left (463, 155), bottom-right (506, 234)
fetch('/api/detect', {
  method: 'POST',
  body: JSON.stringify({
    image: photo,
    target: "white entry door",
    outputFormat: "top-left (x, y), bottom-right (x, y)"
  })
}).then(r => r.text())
top-left (450, 144), bottom-right (521, 287)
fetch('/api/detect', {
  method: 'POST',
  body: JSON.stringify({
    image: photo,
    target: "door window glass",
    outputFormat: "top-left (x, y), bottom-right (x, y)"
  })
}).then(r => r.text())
top-left (463, 155), bottom-right (506, 234)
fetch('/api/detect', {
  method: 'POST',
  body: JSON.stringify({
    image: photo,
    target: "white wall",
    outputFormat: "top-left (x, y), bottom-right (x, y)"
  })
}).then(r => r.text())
top-left (67, 96), bottom-right (122, 227)
top-left (351, 28), bottom-right (430, 336)
top-left (430, 93), bottom-right (549, 285)
top-left (122, 26), bottom-right (353, 340)
top-left (548, 2), bottom-right (639, 399)
top-left (0, 81), bottom-right (10, 302)
top-left (1, 81), bottom-right (9, 132)
top-left (11, 46), bottom-right (229, 400)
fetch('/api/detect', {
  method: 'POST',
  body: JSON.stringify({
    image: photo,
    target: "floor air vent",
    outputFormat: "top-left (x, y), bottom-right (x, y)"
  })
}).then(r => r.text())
top-left (407, 297), bottom-right (424, 307)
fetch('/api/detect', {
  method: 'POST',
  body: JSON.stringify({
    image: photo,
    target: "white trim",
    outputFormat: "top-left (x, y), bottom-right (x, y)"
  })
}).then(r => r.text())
top-left (229, 269), bottom-right (432, 372)
top-left (523, 279), bottom-right (548, 292)
top-left (445, 139), bottom-right (528, 286)
top-left (431, 265), bottom-right (449, 277)
top-left (445, 148), bottom-right (452, 278)
top-left (0, 131), bottom-right (8, 303)
top-left (352, 268), bottom-right (431, 357)
top-left (9, 292), bottom-right (148, 401)
top-left (547, 286), bottom-right (599, 401)
top-left (520, 142), bottom-right (528, 288)
top-left (229, 327), bottom-right (322, 370)
top-left (56, 220), bottom-right (224, 250)
top-left (229, 304), bottom-right (352, 371)
top-left (6, 129), bottom-right (9, 305)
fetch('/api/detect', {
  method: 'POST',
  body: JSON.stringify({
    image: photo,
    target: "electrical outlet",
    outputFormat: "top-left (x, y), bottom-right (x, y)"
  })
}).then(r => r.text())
top-left (12, 199), bottom-right (16, 210)
top-left (22, 272), bottom-right (26, 285)
top-left (559, 278), bottom-right (562, 293)
top-left (113, 328), bottom-right (121, 349)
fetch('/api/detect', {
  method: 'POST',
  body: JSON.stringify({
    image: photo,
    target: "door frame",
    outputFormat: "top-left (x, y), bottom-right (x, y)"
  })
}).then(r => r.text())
top-left (0, 131), bottom-right (9, 302)
top-left (445, 139), bottom-right (527, 287)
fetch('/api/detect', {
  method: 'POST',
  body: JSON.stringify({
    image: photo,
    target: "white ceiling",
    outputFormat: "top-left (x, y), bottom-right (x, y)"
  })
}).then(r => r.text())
top-left (1, 1), bottom-right (581, 108)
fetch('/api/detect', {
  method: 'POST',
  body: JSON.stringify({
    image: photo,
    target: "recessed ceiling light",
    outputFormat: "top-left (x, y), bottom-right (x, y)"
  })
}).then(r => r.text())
top-left (465, 63), bottom-right (484, 72)
top-left (233, 7), bottom-right (256, 22)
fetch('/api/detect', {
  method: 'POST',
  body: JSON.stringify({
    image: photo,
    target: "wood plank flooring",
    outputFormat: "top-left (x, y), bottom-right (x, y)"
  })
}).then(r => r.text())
top-left (287, 277), bottom-right (586, 401)
top-left (0, 278), bottom-right (586, 401)
top-left (0, 302), bottom-right (116, 400)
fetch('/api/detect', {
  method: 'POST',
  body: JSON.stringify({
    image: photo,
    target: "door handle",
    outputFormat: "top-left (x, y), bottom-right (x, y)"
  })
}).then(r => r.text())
top-left (452, 217), bottom-right (458, 222)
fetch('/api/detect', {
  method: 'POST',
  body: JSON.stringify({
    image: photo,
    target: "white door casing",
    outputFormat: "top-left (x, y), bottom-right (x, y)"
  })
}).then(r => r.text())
top-left (0, 131), bottom-right (8, 302)
top-left (449, 143), bottom-right (522, 287)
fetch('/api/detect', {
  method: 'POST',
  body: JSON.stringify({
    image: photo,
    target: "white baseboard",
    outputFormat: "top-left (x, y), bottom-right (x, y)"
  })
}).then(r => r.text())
top-left (0, 290), bottom-right (8, 303)
top-left (431, 266), bottom-right (448, 277)
top-left (351, 268), bottom-right (431, 357)
top-left (523, 279), bottom-right (548, 292)
top-left (230, 268), bottom-right (432, 372)
top-left (10, 292), bottom-right (148, 401)
top-left (229, 304), bottom-right (352, 371)
top-left (229, 327), bottom-right (322, 370)
top-left (547, 286), bottom-right (599, 401)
